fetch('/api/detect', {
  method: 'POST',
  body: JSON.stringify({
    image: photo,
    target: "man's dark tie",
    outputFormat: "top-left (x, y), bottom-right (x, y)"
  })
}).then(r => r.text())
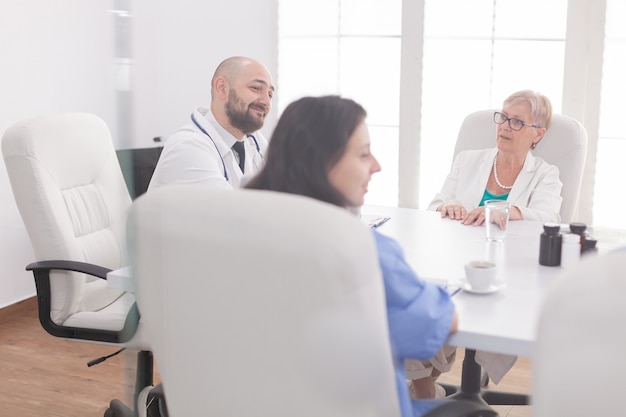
top-left (232, 141), bottom-right (246, 173)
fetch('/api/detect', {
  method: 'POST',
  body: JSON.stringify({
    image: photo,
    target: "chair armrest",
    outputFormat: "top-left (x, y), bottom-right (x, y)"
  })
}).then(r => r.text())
top-left (25, 260), bottom-right (139, 344)
top-left (26, 259), bottom-right (111, 279)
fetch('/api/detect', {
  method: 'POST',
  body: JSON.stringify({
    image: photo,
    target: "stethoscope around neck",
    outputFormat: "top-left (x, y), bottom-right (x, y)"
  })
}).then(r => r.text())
top-left (191, 113), bottom-right (262, 182)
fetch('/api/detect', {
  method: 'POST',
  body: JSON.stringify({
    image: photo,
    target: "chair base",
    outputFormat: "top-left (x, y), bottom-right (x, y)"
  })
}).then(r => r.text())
top-left (105, 399), bottom-right (133, 417)
top-left (145, 384), bottom-right (168, 417)
top-left (422, 398), bottom-right (499, 417)
top-left (440, 348), bottom-right (530, 407)
top-left (103, 350), bottom-right (155, 417)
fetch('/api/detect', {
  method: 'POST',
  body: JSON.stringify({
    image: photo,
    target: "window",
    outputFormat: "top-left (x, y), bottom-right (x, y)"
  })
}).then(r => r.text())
top-left (278, 0), bottom-right (622, 230)
top-left (420, 0), bottom-right (567, 208)
top-left (595, 0), bottom-right (626, 229)
top-left (278, 0), bottom-right (402, 206)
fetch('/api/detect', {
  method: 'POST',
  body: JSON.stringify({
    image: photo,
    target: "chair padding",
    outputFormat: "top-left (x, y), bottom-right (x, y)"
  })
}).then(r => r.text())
top-left (2, 113), bottom-right (132, 325)
top-left (128, 186), bottom-right (402, 417)
top-left (533, 250), bottom-right (626, 416)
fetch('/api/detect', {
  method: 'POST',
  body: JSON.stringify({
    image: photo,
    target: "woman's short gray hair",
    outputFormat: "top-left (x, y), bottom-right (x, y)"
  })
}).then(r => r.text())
top-left (503, 89), bottom-right (553, 130)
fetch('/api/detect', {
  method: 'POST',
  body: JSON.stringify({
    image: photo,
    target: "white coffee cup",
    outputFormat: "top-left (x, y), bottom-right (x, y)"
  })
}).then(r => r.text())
top-left (464, 261), bottom-right (497, 290)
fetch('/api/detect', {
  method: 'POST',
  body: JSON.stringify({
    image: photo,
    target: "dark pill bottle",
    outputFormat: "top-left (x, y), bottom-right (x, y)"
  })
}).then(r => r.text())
top-left (539, 223), bottom-right (562, 266)
top-left (569, 222), bottom-right (588, 254)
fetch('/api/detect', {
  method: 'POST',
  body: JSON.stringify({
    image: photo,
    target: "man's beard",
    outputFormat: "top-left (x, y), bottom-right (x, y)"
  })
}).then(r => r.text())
top-left (225, 90), bottom-right (266, 134)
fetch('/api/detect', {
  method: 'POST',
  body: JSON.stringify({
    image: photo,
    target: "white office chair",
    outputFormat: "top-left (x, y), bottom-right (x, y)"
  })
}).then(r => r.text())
top-left (127, 186), bottom-right (498, 417)
top-left (453, 109), bottom-right (588, 223)
top-left (532, 250), bottom-right (626, 416)
top-left (1, 113), bottom-right (153, 417)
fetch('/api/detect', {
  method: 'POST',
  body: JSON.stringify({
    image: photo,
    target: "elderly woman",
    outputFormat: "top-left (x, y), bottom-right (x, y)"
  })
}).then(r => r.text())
top-left (408, 90), bottom-right (562, 399)
top-left (429, 90), bottom-right (562, 225)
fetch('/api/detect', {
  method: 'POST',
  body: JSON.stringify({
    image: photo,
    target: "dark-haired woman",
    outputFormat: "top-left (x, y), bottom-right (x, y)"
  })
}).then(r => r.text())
top-left (247, 95), bottom-right (458, 416)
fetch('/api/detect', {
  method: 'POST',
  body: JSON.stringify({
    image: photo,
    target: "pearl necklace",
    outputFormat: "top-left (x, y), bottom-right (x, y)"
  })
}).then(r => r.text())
top-left (493, 152), bottom-right (514, 190)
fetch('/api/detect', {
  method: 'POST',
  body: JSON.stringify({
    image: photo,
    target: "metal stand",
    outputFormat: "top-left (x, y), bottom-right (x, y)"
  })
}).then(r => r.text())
top-left (441, 349), bottom-right (530, 406)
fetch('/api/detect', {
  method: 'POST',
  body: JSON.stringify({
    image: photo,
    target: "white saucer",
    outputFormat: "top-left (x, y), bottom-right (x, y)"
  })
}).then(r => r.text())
top-left (461, 281), bottom-right (505, 294)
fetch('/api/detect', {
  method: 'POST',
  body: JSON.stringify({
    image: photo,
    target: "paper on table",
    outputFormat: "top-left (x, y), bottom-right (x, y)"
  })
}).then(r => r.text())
top-left (443, 284), bottom-right (462, 297)
top-left (369, 216), bottom-right (390, 228)
top-left (361, 215), bottom-right (391, 229)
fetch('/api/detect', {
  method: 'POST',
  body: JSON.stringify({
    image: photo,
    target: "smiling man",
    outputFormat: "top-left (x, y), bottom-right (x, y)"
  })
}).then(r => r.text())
top-left (149, 56), bottom-right (275, 190)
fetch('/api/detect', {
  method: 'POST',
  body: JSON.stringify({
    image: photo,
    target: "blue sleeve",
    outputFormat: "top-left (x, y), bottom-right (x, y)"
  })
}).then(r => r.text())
top-left (372, 230), bottom-right (455, 360)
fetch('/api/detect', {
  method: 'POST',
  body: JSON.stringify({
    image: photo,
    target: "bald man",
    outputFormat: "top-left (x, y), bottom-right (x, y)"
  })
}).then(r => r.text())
top-left (149, 56), bottom-right (275, 189)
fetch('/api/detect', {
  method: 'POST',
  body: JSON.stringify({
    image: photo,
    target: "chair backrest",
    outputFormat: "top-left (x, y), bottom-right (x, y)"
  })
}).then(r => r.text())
top-left (532, 250), bottom-right (626, 416)
top-left (453, 110), bottom-right (588, 223)
top-left (2, 112), bottom-right (132, 324)
top-left (128, 186), bottom-right (401, 417)
top-left (116, 146), bottom-right (163, 199)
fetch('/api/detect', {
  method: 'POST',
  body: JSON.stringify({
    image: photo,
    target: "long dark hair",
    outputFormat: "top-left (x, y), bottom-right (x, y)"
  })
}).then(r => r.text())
top-left (246, 95), bottom-right (366, 207)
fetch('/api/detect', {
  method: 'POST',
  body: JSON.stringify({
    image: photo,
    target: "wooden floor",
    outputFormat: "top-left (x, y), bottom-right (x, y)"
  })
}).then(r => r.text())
top-left (0, 298), bottom-right (142, 417)
top-left (0, 297), bottom-right (531, 417)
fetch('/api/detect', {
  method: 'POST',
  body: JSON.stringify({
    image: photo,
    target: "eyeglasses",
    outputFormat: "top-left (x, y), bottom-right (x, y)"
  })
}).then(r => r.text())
top-left (493, 112), bottom-right (539, 131)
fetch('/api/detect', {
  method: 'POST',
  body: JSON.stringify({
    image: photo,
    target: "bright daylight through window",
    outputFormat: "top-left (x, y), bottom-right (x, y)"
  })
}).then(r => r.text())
top-left (279, 0), bottom-right (624, 229)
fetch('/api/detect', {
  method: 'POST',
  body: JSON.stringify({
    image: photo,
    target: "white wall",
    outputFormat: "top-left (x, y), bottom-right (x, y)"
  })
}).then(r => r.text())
top-left (0, 0), bottom-right (277, 309)
top-left (0, 0), bottom-right (116, 309)
top-left (131, 0), bottom-right (278, 146)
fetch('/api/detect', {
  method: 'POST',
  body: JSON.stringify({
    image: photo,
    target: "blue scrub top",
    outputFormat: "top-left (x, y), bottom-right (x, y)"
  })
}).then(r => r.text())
top-left (372, 230), bottom-right (455, 417)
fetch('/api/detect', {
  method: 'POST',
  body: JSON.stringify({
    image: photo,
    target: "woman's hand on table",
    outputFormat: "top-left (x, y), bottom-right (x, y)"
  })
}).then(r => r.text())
top-left (463, 204), bottom-right (521, 226)
top-left (438, 202), bottom-right (467, 220)
top-left (461, 207), bottom-right (486, 226)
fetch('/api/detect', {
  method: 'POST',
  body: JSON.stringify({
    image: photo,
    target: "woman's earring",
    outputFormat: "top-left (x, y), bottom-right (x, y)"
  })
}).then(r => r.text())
top-left (531, 142), bottom-right (538, 149)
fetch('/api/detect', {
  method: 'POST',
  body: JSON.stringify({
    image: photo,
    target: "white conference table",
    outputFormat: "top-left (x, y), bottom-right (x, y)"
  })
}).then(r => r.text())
top-left (107, 265), bottom-right (133, 292)
top-left (110, 203), bottom-right (624, 405)
top-left (361, 205), bottom-right (623, 404)
top-left (362, 205), bottom-right (566, 358)
top-left (362, 205), bottom-right (574, 405)
top-left (112, 204), bottom-right (567, 357)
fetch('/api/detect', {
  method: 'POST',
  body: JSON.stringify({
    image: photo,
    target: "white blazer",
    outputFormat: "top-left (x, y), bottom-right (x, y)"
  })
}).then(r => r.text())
top-left (428, 148), bottom-right (562, 223)
top-left (148, 106), bottom-right (268, 190)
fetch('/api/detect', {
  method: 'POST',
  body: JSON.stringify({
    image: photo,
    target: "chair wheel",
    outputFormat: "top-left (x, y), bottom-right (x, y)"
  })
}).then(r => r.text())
top-left (105, 399), bottom-right (133, 417)
top-left (137, 385), bottom-right (155, 417)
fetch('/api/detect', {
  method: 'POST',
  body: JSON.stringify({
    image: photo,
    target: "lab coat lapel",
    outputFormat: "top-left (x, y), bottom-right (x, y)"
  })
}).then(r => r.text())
top-left (508, 152), bottom-right (537, 202)
top-left (471, 148), bottom-right (498, 206)
top-left (193, 108), bottom-right (243, 186)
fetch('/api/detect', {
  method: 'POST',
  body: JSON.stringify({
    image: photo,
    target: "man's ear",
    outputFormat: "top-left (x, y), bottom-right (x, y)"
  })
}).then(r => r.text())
top-left (214, 76), bottom-right (228, 100)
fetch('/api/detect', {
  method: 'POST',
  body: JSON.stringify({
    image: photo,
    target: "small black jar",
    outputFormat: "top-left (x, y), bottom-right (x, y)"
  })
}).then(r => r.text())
top-left (539, 223), bottom-right (562, 266)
